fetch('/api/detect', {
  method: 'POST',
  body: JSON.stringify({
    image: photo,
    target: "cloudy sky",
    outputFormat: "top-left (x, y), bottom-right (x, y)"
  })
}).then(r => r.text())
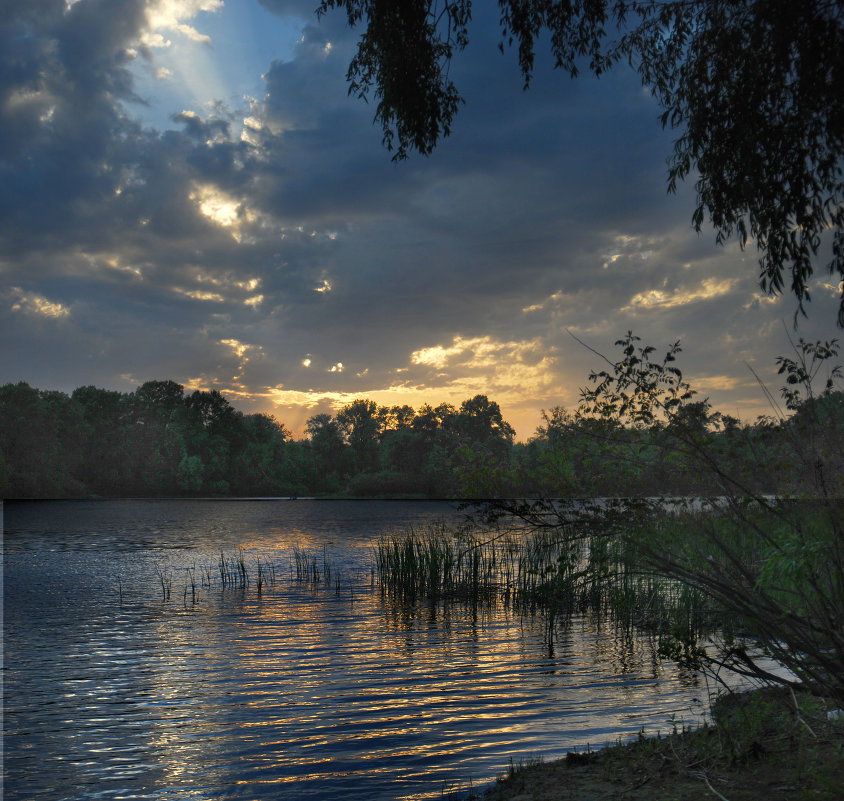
top-left (2, 0), bottom-right (840, 439)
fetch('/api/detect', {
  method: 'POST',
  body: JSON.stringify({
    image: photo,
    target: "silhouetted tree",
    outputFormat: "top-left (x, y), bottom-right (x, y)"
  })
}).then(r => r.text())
top-left (186, 390), bottom-right (243, 439)
top-left (72, 385), bottom-right (132, 494)
top-left (455, 395), bottom-right (515, 448)
top-left (0, 383), bottom-right (78, 496)
top-left (318, 0), bottom-right (844, 322)
top-left (337, 398), bottom-right (382, 472)
top-left (129, 380), bottom-right (189, 494)
top-left (306, 412), bottom-right (348, 490)
top-left (379, 404), bottom-right (416, 431)
top-left (182, 389), bottom-right (246, 493)
top-left (231, 413), bottom-right (292, 495)
top-left (133, 380), bottom-right (186, 420)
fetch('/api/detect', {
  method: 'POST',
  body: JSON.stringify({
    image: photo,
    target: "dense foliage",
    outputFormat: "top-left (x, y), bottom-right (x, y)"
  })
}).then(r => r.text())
top-left (2, 343), bottom-right (841, 498)
top-left (0, 383), bottom-right (514, 498)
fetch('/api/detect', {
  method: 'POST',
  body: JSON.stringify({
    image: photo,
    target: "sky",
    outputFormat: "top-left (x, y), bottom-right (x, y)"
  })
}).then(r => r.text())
top-left (2, 0), bottom-right (840, 440)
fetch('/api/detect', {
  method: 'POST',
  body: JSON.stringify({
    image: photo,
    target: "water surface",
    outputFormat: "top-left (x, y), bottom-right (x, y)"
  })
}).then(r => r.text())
top-left (3, 499), bottom-right (709, 800)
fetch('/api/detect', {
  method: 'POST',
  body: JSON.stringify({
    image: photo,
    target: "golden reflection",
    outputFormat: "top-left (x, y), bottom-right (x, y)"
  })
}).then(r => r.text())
top-left (138, 540), bottom-right (711, 800)
top-left (144, 611), bottom-right (231, 798)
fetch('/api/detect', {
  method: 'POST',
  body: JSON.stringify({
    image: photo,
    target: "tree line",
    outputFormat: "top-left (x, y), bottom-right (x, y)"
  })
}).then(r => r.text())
top-left (0, 381), bottom-right (514, 498)
top-left (2, 369), bottom-right (841, 499)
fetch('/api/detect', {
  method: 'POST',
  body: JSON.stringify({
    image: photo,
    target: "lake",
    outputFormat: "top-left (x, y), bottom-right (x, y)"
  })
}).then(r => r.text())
top-left (3, 499), bottom-right (711, 800)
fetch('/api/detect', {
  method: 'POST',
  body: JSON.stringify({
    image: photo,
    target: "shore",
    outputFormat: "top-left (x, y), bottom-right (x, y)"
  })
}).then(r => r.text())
top-left (470, 688), bottom-right (843, 801)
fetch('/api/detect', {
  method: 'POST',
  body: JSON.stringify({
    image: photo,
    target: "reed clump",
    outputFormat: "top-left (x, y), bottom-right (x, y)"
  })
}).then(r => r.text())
top-left (292, 544), bottom-right (339, 586)
top-left (373, 518), bottom-right (716, 648)
top-left (374, 525), bottom-right (510, 605)
top-left (218, 549), bottom-right (250, 588)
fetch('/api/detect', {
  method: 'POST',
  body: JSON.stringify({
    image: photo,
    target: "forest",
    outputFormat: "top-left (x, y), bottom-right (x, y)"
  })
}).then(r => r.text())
top-left (2, 352), bottom-right (842, 500)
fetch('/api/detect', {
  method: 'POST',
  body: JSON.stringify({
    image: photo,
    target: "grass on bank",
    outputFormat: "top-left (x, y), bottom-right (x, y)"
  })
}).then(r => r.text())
top-left (474, 687), bottom-right (844, 801)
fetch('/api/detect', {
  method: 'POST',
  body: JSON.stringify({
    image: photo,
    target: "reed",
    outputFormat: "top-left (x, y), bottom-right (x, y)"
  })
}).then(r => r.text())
top-left (155, 567), bottom-right (172, 600)
top-left (375, 526), bottom-right (515, 606)
top-left (292, 545), bottom-right (339, 586)
top-left (236, 549), bottom-right (248, 586)
top-left (148, 547), bottom-right (334, 601)
top-left (373, 519), bottom-right (715, 647)
top-left (322, 545), bottom-right (331, 583)
top-left (219, 550), bottom-right (228, 586)
top-left (186, 565), bottom-right (197, 604)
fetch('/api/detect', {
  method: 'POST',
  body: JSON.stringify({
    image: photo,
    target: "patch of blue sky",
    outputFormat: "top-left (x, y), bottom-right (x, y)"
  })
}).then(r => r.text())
top-left (125, 1), bottom-right (308, 134)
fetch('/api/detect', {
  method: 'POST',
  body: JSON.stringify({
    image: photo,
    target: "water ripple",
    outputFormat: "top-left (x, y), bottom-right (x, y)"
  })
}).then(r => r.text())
top-left (4, 500), bottom-right (710, 801)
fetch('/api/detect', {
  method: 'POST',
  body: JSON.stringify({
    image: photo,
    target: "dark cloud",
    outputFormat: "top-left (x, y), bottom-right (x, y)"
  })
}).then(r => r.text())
top-left (1, 1), bottom-right (836, 438)
top-left (172, 109), bottom-right (231, 140)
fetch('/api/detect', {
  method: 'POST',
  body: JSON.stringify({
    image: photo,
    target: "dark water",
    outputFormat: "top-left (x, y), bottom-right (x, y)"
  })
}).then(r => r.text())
top-left (3, 499), bottom-right (710, 800)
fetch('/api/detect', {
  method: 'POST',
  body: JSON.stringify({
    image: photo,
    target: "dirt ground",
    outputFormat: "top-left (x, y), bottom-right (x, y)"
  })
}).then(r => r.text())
top-left (475, 691), bottom-right (844, 801)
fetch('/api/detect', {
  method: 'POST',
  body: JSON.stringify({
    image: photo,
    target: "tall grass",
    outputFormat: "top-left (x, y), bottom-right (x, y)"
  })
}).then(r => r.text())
top-left (373, 513), bottom-right (719, 650)
top-left (374, 525), bottom-right (504, 604)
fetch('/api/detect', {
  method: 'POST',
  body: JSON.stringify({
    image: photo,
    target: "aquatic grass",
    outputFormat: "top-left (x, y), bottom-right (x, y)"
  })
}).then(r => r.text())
top-left (236, 549), bottom-right (248, 586)
top-left (376, 526), bottom-right (517, 607)
top-left (216, 549), bottom-right (252, 589)
top-left (155, 567), bottom-right (172, 600)
top-left (292, 545), bottom-right (342, 588)
top-left (152, 545), bottom-right (349, 604)
top-left (372, 515), bottom-right (721, 653)
top-left (186, 565), bottom-right (197, 604)
top-left (374, 525), bottom-right (511, 606)
top-left (322, 545), bottom-right (331, 583)
top-left (173, 519), bottom-right (718, 653)
top-left (292, 545), bottom-right (318, 582)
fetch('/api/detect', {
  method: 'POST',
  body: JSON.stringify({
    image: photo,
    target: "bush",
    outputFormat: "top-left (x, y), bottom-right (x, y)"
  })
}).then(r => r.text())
top-left (487, 333), bottom-right (844, 704)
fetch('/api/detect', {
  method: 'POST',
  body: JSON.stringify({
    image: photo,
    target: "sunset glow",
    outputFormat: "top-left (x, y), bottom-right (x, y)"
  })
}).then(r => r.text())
top-left (2, 1), bottom-right (837, 439)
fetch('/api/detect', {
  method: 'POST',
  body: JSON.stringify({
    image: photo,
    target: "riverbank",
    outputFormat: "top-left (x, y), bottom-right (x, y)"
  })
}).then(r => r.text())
top-left (472, 687), bottom-right (843, 801)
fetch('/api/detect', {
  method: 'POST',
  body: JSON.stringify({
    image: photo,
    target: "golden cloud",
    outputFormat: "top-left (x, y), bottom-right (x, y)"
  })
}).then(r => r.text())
top-left (624, 277), bottom-right (737, 310)
top-left (175, 289), bottom-right (225, 302)
top-left (143, 1), bottom-right (222, 47)
top-left (691, 374), bottom-right (744, 392)
top-left (204, 335), bottom-right (567, 439)
top-left (9, 287), bottom-right (70, 319)
top-left (189, 183), bottom-right (262, 243)
top-left (409, 335), bottom-right (559, 400)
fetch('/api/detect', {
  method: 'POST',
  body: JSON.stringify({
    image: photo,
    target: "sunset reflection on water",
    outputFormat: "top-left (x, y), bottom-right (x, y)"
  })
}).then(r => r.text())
top-left (4, 500), bottom-right (708, 801)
